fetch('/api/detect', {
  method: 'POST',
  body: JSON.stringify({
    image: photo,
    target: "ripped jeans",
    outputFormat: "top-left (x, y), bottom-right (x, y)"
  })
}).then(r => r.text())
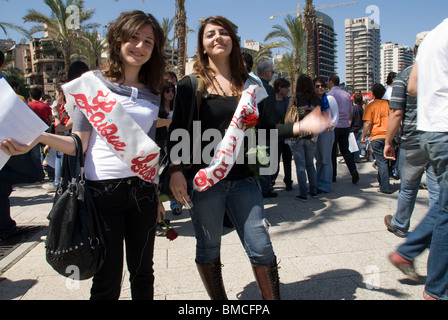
top-left (87, 177), bottom-right (158, 300)
top-left (190, 176), bottom-right (275, 265)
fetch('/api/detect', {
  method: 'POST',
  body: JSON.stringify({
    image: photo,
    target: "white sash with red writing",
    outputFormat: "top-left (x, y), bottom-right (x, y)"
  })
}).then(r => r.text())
top-left (193, 76), bottom-right (268, 191)
top-left (62, 72), bottom-right (160, 183)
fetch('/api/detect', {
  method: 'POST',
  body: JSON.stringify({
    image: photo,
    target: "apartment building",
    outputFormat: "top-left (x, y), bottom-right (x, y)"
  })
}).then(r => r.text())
top-left (345, 17), bottom-right (381, 92)
top-left (380, 42), bottom-right (413, 85)
top-left (23, 38), bottom-right (65, 97)
top-left (314, 11), bottom-right (337, 82)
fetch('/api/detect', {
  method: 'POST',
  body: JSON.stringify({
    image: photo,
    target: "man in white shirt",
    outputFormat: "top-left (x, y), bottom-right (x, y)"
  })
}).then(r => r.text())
top-left (408, 18), bottom-right (448, 300)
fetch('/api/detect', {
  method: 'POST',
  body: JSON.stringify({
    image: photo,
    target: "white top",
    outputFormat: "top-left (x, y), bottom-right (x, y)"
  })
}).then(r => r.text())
top-left (86, 94), bottom-right (157, 180)
top-left (73, 89), bottom-right (158, 181)
top-left (382, 85), bottom-right (392, 101)
top-left (328, 95), bottom-right (339, 130)
top-left (416, 18), bottom-right (448, 132)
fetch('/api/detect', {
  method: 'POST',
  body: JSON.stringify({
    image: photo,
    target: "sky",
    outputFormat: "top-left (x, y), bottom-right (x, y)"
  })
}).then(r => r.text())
top-left (1, 0), bottom-right (447, 82)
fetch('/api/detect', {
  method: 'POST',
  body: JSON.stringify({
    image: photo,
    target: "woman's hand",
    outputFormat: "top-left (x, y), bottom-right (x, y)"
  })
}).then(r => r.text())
top-left (157, 202), bottom-right (166, 223)
top-left (0, 136), bottom-right (41, 156)
top-left (169, 171), bottom-right (190, 205)
top-left (294, 106), bottom-right (331, 135)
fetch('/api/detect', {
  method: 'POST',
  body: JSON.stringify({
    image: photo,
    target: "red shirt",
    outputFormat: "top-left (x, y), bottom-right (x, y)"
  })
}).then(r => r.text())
top-left (28, 100), bottom-right (52, 124)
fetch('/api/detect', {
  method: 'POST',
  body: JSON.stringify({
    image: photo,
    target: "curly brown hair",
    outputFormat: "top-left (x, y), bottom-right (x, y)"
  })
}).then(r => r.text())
top-left (103, 10), bottom-right (167, 94)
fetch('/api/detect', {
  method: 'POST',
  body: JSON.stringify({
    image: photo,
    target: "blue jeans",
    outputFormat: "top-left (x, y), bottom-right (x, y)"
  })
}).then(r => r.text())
top-left (315, 130), bottom-right (334, 192)
top-left (53, 150), bottom-right (63, 188)
top-left (371, 139), bottom-right (391, 193)
top-left (397, 165), bottom-right (439, 261)
top-left (190, 177), bottom-right (275, 265)
top-left (288, 138), bottom-right (318, 197)
top-left (352, 131), bottom-right (362, 161)
top-left (391, 148), bottom-right (435, 233)
top-left (420, 131), bottom-right (448, 300)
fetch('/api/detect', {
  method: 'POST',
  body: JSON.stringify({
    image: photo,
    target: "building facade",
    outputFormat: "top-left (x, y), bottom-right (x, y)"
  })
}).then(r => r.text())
top-left (380, 42), bottom-right (413, 85)
top-left (345, 17), bottom-right (381, 93)
top-left (23, 38), bottom-right (65, 97)
top-left (314, 11), bottom-right (337, 82)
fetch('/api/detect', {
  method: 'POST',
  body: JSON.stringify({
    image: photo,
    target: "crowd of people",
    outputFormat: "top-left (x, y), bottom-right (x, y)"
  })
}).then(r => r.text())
top-left (0, 11), bottom-right (447, 300)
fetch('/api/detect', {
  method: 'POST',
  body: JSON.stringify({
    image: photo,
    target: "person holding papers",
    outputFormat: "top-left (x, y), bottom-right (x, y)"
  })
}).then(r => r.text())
top-left (0, 11), bottom-right (166, 300)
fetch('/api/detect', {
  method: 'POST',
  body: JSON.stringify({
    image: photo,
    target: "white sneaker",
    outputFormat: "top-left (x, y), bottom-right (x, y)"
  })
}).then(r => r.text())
top-left (42, 183), bottom-right (56, 193)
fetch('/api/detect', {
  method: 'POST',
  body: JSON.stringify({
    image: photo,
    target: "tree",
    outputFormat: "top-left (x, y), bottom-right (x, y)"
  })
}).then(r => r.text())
top-left (162, 17), bottom-right (175, 49)
top-left (23, 0), bottom-right (96, 78)
top-left (74, 29), bottom-right (105, 68)
top-left (303, 0), bottom-right (316, 79)
top-left (264, 15), bottom-right (306, 84)
top-left (0, 22), bottom-right (31, 39)
top-left (0, 0), bottom-right (30, 39)
top-left (174, 0), bottom-right (187, 78)
top-left (275, 52), bottom-right (298, 92)
top-left (3, 66), bottom-right (30, 98)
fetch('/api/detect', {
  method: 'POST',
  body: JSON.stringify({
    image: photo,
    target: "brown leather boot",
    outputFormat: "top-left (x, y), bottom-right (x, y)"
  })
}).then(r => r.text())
top-left (196, 257), bottom-right (228, 300)
top-left (251, 256), bottom-right (281, 300)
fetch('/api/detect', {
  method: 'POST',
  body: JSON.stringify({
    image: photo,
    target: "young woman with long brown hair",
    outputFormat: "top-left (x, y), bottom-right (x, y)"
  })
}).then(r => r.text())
top-left (167, 15), bottom-right (330, 300)
top-left (1, 10), bottom-right (166, 300)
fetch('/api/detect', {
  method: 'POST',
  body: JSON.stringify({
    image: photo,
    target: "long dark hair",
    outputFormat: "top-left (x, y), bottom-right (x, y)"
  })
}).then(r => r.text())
top-left (193, 16), bottom-right (248, 92)
top-left (103, 10), bottom-right (167, 94)
top-left (296, 74), bottom-right (318, 103)
top-left (160, 81), bottom-right (175, 111)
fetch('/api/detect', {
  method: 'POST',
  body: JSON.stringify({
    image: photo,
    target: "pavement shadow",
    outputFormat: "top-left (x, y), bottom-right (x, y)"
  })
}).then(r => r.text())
top-left (236, 269), bottom-right (407, 300)
top-left (265, 161), bottom-right (403, 234)
top-left (0, 277), bottom-right (36, 300)
top-left (9, 194), bottom-right (54, 206)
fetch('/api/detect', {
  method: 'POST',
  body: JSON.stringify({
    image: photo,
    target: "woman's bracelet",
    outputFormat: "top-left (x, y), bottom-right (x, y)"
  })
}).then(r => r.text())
top-left (168, 164), bottom-right (183, 175)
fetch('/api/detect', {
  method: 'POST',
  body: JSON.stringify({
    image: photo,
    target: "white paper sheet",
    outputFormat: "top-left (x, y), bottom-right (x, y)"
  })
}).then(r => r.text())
top-left (348, 132), bottom-right (360, 153)
top-left (0, 78), bottom-right (49, 169)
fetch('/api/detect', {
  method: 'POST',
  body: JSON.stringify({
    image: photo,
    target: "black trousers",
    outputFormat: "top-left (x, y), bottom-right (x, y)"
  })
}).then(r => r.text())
top-left (271, 140), bottom-right (293, 186)
top-left (332, 127), bottom-right (357, 179)
top-left (87, 177), bottom-right (158, 300)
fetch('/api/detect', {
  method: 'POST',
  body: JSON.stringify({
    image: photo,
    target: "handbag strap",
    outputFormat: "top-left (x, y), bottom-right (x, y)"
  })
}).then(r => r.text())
top-left (58, 133), bottom-right (84, 187)
top-left (187, 74), bottom-right (198, 132)
top-left (70, 133), bottom-right (85, 181)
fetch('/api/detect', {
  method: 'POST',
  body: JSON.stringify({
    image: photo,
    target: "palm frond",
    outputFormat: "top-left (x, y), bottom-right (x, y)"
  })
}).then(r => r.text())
top-left (0, 21), bottom-right (31, 38)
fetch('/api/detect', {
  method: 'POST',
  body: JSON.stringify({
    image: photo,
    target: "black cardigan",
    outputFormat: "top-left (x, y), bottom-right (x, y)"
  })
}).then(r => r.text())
top-left (166, 75), bottom-right (295, 179)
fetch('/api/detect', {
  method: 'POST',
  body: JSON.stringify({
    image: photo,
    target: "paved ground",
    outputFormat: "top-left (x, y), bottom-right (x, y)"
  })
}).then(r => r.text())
top-left (0, 158), bottom-right (431, 300)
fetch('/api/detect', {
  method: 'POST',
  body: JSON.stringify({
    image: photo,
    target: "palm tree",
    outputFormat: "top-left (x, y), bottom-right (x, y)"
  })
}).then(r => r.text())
top-left (264, 14), bottom-right (306, 83)
top-left (23, 0), bottom-right (96, 77)
top-left (275, 52), bottom-right (298, 91)
top-left (0, 0), bottom-right (30, 38)
top-left (162, 17), bottom-right (175, 48)
top-left (162, 17), bottom-right (178, 68)
top-left (303, 0), bottom-right (316, 79)
top-left (174, 0), bottom-right (187, 78)
top-left (0, 21), bottom-right (31, 39)
top-left (75, 29), bottom-right (105, 68)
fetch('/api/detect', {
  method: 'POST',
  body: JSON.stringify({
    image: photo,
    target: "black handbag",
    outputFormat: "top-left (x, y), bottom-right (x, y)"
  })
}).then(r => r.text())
top-left (45, 133), bottom-right (106, 280)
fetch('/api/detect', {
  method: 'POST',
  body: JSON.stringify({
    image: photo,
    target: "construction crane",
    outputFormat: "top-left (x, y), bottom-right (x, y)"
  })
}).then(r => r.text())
top-left (269, 2), bottom-right (358, 19)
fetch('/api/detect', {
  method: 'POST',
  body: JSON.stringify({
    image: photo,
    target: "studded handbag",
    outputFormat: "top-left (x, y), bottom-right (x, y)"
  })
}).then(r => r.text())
top-left (45, 133), bottom-right (106, 280)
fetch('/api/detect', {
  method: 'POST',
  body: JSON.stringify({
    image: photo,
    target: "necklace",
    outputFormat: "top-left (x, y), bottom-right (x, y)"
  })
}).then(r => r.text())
top-left (213, 75), bottom-right (238, 97)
